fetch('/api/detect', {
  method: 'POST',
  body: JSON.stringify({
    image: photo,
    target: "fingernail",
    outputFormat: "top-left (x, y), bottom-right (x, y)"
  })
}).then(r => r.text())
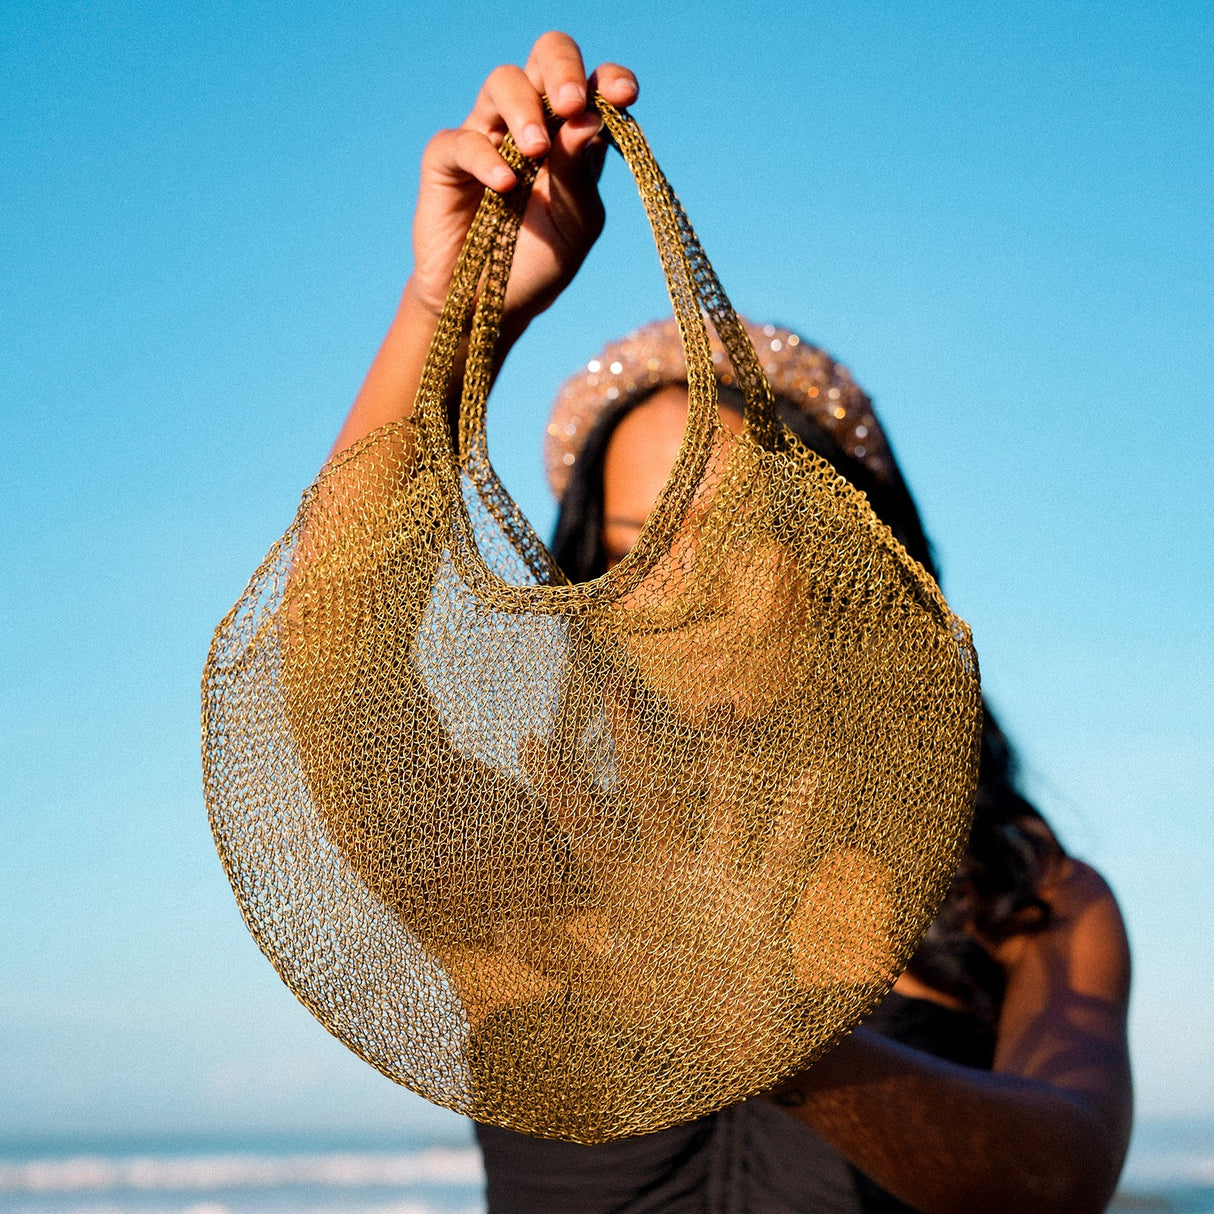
top-left (492, 166), bottom-right (515, 190)
top-left (523, 122), bottom-right (548, 152)
top-left (558, 82), bottom-right (585, 109)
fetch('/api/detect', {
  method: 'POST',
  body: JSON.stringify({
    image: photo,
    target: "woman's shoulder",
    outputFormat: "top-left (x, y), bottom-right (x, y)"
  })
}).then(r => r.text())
top-left (996, 854), bottom-right (1132, 1047)
top-left (1039, 849), bottom-right (1121, 942)
top-left (1035, 856), bottom-right (1126, 958)
top-left (1043, 855), bottom-right (1119, 907)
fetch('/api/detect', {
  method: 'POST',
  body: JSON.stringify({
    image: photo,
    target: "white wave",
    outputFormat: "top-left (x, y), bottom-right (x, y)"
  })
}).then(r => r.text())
top-left (0, 1203), bottom-right (484, 1214)
top-left (0, 1146), bottom-right (484, 1195)
top-left (1123, 1147), bottom-right (1214, 1185)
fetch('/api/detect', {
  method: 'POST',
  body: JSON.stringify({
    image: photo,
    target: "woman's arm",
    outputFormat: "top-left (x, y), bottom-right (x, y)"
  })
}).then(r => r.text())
top-left (329, 32), bottom-right (638, 459)
top-left (769, 859), bottom-right (1132, 1214)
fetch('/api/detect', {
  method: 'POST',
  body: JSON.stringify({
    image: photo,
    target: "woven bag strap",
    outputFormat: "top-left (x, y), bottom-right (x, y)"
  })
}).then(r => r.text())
top-left (660, 181), bottom-right (780, 450)
top-left (451, 96), bottom-right (781, 470)
top-left (409, 131), bottom-right (542, 461)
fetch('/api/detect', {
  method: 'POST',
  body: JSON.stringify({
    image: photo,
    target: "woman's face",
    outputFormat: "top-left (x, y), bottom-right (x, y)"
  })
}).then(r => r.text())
top-left (600, 384), bottom-right (744, 569)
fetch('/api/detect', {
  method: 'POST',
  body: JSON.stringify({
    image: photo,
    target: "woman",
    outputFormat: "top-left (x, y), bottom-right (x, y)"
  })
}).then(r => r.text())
top-left (329, 32), bottom-right (1132, 1214)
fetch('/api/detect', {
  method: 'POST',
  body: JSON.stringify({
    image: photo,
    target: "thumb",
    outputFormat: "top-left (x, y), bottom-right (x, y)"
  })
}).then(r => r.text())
top-left (584, 131), bottom-right (610, 183)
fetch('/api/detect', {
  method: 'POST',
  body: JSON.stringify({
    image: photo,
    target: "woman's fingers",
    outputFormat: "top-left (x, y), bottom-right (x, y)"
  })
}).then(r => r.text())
top-left (523, 31), bottom-right (589, 115)
top-left (421, 127), bottom-right (517, 194)
top-left (464, 37), bottom-right (638, 170)
top-left (467, 64), bottom-right (551, 158)
top-left (589, 61), bottom-right (639, 108)
top-left (546, 62), bottom-right (637, 165)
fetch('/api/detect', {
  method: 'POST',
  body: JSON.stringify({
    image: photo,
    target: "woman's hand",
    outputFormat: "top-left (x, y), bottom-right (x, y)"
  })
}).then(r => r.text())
top-left (330, 33), bottom-right (637, 458)
top-left (407, 31), bottom-right (639, 330)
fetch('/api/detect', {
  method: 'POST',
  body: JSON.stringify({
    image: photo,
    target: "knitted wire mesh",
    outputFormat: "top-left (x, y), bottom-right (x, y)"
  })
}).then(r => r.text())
top-left (202, 97), bottom-right (981, 1143)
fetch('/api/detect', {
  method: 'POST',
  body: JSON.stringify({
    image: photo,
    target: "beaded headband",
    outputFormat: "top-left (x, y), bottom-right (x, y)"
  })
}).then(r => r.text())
top-left (545, 317), bottom-right (894, 500)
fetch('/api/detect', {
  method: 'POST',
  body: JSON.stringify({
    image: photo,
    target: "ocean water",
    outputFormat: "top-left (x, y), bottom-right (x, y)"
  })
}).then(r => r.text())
top-left (1113, 1120), bottom-right (1214, 1213)
top-left (0, 1131), bottom-right (485, 1214)
top-left (0, 1120), bottom-right (1209, 1213)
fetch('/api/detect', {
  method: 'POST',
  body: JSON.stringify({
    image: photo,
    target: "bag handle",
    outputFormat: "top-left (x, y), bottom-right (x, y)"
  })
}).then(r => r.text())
top-left (409, 133), bottom-right (541, 462)
top-left (452, 96), bottom-right (782, 464)
top-left (412, 96), bottom-right (780, 608)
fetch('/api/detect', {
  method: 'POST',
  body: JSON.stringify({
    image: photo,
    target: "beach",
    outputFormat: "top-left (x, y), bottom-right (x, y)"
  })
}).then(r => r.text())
top-left (1, 1121), bottom-right (1210, 1214)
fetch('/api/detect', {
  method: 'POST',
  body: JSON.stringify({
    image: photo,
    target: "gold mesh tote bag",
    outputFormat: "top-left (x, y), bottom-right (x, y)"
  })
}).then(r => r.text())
top-left (202, 96), bottom-right (982, 1143)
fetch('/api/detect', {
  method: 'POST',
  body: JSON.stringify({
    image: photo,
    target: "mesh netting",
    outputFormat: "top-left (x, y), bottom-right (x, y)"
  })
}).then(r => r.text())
top-left (202, 97), bottom-right (981, 1142)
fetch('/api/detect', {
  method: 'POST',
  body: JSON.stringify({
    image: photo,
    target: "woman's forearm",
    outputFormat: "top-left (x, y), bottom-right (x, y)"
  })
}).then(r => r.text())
top-left (770, 1027), bottom-right (1125, 1214)
top-left (329, 277), bottom-right (530, 461)
top-left (329, 280), bottom-right (445, 458)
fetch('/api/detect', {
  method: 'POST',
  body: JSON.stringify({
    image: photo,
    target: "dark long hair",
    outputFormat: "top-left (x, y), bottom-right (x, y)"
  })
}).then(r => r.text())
top-left (551, 384), bottom-right (1063, 1025)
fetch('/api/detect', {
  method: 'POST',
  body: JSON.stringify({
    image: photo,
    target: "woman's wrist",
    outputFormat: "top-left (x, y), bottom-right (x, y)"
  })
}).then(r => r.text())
top-left (399, 274), bottom-right (445, 331)
top-left (401, 272), bottom-right (535, 362)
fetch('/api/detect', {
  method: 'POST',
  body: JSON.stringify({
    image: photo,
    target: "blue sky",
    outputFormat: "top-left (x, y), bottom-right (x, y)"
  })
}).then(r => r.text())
top-left (2, 0), bottom-right (1211, 1139)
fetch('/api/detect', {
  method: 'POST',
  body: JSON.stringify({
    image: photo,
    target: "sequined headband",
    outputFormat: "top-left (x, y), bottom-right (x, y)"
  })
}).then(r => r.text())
top-left (544, 317), bottom-right (893, 499)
